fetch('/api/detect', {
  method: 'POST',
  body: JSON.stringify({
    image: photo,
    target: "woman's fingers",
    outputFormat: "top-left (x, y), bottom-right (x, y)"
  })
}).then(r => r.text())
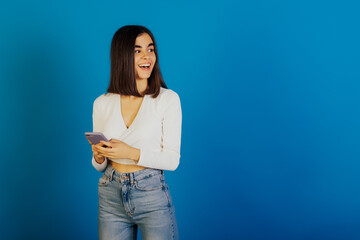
top-left (98, 152), bottom-right (115, 158)
top-left (93, 146), bottom-right (109, 157)
top-left (89, 140), bottom-right (104, 157)
top-left (100, 140), bottom-right (112, 148)
top-left (92, 144), bottom-right (98, 151)
top-left (94, 144), bottom-right (112, 154)
top-left (93, 149), bottom-right (105, 158)
top-left (92, 145), bottom-right (102, 156)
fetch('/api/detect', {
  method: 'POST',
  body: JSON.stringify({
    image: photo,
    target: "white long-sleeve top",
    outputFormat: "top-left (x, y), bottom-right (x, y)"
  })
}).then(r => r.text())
top-left (91, 87), bottom-right (182, 172)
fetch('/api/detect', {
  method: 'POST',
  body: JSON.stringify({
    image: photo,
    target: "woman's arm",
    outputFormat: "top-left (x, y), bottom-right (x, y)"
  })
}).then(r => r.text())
top-left (135, 91), bottom-right (182, 171)
top-left (91, 96), bottom-right (108, 172)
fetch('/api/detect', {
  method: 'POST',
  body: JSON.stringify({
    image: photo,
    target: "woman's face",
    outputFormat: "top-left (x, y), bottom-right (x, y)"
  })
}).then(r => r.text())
top-left (134, 33), bottom-right (156, 81)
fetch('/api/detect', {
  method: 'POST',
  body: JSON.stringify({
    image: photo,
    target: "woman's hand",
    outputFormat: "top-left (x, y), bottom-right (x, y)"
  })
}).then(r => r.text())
top-left (94, 139), bottom-right (139, 161)
top-left (87, 139), bottom-right (106, 164)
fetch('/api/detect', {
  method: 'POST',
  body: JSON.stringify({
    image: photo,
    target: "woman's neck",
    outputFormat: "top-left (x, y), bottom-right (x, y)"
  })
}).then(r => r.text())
top-left (135, 78), bottom-right (148, 95)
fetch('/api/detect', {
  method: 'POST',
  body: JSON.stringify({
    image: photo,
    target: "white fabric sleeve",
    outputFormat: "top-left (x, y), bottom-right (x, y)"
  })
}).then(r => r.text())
top-left (91, 97), bottom-right (108, 172)
top-left (92, 156), bottom-right (108, 172)
top-left (136, 91), bottom-right (182, 171)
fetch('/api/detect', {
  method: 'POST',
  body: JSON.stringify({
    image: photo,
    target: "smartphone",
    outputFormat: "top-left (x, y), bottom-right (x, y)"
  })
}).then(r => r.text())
top-left (85, 132), bottom-right (110, 147)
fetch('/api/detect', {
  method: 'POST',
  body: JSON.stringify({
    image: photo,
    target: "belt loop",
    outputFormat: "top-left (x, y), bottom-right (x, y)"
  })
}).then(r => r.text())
top-left (130, 173), bottom-right (135, 185)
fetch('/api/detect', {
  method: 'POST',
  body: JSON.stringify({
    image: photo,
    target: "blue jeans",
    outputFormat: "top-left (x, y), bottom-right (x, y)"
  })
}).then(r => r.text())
top-left (98, 165), bottom-right (179, 240)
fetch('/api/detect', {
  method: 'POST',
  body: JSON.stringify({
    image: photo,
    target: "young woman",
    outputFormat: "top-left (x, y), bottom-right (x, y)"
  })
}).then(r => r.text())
top-left (89, 25), bottom-right (182, 240)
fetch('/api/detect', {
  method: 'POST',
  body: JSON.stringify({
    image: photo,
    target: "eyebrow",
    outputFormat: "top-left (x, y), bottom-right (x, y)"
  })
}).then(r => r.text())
top-left (135, 43), bottom-right (154, 48)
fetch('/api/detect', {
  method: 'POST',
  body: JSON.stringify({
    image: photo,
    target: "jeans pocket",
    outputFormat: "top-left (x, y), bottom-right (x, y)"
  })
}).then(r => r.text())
top-left (98, 174), bottom-right (110, 187)
top-left (135, 174), bottom-right (163, 191)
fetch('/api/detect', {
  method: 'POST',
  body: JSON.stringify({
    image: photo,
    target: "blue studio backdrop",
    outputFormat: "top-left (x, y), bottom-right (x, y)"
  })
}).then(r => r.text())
top-left (1, 0), bottom-right (360, 239)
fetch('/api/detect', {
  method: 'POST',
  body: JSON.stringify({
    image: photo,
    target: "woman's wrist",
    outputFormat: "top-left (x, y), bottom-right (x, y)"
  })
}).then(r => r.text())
top-left (128, 146), bottom-right (140, 163)
top-left (94, 155), bottom-right (105, 164)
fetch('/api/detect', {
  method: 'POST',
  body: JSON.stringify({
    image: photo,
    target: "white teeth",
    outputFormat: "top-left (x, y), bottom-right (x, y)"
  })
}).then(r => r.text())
top-left (139, 64), bottom-right (150, 67)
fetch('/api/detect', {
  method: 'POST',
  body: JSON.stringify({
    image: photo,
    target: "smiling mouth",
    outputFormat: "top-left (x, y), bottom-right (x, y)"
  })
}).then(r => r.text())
top-left (138, 63), bottom-right (151, 69)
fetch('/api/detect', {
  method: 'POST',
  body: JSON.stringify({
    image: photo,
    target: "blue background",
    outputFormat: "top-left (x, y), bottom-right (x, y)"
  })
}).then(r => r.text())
top-left (1, 0), bottom-right (360, 239)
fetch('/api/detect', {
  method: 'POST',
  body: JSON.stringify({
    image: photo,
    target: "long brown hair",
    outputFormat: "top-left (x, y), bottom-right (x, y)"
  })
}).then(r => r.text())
top-left (107, 25), bottom-right (167, 98)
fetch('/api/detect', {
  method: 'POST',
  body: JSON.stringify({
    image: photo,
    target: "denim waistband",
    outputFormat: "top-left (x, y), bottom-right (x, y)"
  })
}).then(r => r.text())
top-left (104, 165), bottom-right (164, 183)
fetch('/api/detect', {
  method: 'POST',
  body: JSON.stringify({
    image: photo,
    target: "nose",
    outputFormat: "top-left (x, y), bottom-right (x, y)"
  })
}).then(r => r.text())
top-left (141, 51), bottom-right (150, 59)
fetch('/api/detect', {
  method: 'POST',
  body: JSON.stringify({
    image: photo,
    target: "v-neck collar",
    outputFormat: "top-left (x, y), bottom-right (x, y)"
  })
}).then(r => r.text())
top-left (118, 94), bottom-right (147, 131)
